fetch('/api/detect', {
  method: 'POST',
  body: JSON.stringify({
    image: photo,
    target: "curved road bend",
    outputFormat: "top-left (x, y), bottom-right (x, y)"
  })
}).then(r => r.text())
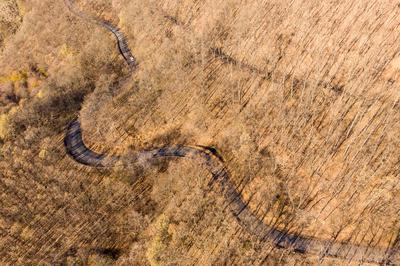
top-left (63, 1), bottom-right (399, 264)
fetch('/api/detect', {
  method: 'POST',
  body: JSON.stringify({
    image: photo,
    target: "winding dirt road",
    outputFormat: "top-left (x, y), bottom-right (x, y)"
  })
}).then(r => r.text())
top-left (63, 1), bottom-right (399, 264)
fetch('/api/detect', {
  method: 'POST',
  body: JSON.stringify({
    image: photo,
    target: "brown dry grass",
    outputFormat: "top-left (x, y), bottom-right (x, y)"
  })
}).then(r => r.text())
top-left (1, 0), bottom-right (400, 265)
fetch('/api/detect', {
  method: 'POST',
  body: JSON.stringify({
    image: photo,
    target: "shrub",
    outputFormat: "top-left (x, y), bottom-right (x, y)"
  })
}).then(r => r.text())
top-left (146, 214), bottom-right (171, 266)
top-left (0, 113), bottom-right (10, 139)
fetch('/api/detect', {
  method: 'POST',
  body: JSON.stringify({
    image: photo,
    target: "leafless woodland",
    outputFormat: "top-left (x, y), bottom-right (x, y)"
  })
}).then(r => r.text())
top-left (1, 0), bottom-right (400, 265)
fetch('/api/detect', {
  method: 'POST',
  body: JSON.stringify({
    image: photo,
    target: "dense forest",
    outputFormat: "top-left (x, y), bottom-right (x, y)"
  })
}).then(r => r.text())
top-left (1, 0), bottom-right (400, 264)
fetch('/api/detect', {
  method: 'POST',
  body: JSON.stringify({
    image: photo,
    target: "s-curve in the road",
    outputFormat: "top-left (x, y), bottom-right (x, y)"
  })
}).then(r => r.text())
top-left (63, 1), bottom-right (399, 264)
top-left (64, 120), bottom-right (396, 265)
